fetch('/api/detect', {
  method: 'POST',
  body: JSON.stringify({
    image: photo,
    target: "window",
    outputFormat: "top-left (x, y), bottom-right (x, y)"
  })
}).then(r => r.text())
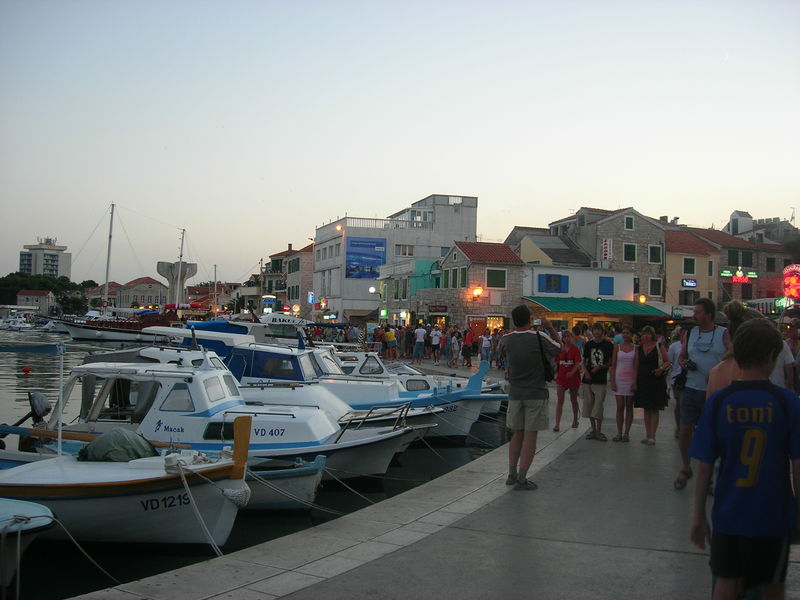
top-left (624, 215), bottom-right (635, 230)
top-left (359, 356), bottom-right (384, 375)
top-left (623, 244), bottom-right (637, 262)
top-left (441, 247), bottom-right (449, 257)
top-left (683, 257), bottom-right (695, 275)
top-left (451, 268), bottom-right (459, 288)
top-left (487, 269), bottom-right (506, 288)
top-left (203, 376), bottom-right (227, 403)
top-left (460, 267), bottom-right (467, 288)
top-left (316, 249), bottom-right (320, 261)
top-left (160, 383), bottom-right (194, 412)
top-left (708, 260), bottom-right (713, 277)
top-left (322, 247), bottom-right (328, 260)
top-left (679, 290), bottom-right (700, 305)
top-left (633, 277), bottom-right (640, 294)
top-left (287, 258), bottom-right (300, 274)
top-left (401, 278), bottom-right (408, 299)
top-left (395, 244), bottom-right (414, 257)
top-left (766, 257), bottom-right (776, 272)
top-left (452, 252), bottom-right (458, 262)
top-left (741, 251), bottom-right (753, 268)
top-left (722, 282), bottom-right (733, 301)
top-left (728, 250), bottom-right (738, 266)
top-left (443, 270), bottom-right (449, 288)
top-left (649, 278), bottom-right (663, 297)
top-left (335, 243), bottom-right (340, 257)
top-left (598, 276), bottom-right (614, 296)
top-left (393, 279), bottom-right (399, 300)
top-left (741, 283), bottom-right (753, 300)
top-left (538, 274), bottom-right (569, 293)
top-left (648, 245), bottom-right (662, 264)
top-left (260, 356), bottom-right (297, 379)
top-left (708, 291), bottom-right (713, 300)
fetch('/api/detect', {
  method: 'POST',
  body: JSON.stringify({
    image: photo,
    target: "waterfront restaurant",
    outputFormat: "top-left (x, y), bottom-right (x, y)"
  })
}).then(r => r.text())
top-left (521, 265), bottom-right (669, 330)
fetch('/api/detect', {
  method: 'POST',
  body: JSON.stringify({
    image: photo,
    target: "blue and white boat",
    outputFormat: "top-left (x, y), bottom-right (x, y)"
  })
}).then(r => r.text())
top-left (7, 346), bottom-right (423, 484)
top-left (144, 326), bottom-right (492, 439)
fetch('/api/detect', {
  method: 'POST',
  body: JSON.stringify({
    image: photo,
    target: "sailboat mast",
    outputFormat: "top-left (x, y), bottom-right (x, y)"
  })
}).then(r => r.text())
top-left (213, 264), bottom-right (218, 314)
top-left (103, 203), bottom-right (115, 313)
top-left (175, 229), bottom-right (185, 305)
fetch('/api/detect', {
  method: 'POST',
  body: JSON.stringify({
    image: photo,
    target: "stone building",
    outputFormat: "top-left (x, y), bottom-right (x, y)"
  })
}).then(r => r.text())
top-left (549, 207), bottom-right (668, 302)
top-left (413, 241), bottom-right (524, 335)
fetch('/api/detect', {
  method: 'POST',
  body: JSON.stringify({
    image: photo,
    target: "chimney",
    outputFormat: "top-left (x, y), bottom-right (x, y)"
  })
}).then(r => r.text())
top-left (288, 243), bottom-right (292, 251)
top-left (671, 217), bottom-right (679, 225)
top-left (659, 216), bottom-right (668, 223)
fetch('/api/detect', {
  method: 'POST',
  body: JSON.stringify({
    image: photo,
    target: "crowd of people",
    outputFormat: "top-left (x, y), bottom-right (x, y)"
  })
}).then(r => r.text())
top-left (498, 299), bottom-right (800, 599)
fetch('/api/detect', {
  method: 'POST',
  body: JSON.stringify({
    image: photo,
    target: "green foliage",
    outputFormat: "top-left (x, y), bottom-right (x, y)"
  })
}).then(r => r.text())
top-left (58, 295), bottom-right (87, 315)
top-left (80, 279), bottom-right (99, 288)
top-left (0, 272), bottom-right (83, 305)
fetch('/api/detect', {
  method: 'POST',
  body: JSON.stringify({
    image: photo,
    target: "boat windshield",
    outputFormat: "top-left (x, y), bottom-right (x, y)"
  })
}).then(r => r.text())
top-left (309, 352), bottom-right (345, 376)
top-left (299, 353), bottom-right (322, 378)
top-left (386, 362), bottom-right (424, 375)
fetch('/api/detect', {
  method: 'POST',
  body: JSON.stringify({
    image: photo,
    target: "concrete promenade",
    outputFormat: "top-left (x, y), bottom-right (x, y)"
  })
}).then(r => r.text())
top-left (77, 362), bottom-right (800, 600)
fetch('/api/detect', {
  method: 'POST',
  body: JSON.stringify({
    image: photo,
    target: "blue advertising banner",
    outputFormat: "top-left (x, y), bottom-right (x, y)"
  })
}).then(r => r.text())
top-left (346, 237), bottom-right (386, 279)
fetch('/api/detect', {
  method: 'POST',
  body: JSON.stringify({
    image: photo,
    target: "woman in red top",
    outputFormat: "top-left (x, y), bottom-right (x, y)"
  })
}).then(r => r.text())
top-left (554, 330), bottom-right (581, 431)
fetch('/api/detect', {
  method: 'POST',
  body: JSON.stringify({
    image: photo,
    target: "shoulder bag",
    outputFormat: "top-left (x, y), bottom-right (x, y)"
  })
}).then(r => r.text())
top-left (536, 332), bottom-right (555, 382)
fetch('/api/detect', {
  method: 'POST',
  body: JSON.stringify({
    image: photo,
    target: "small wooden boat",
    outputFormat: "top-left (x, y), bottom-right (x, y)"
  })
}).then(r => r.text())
top-left (0, 498), bottom-right (55, 589)
top-left (0, 416), bottom-right (252, 546)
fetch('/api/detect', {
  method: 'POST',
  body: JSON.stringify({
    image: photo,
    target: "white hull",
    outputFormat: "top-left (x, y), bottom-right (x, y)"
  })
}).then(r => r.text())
top-left (61, 322), bottom-right (165, 342)
top-left (245, 457), bottom-right (324, 510)
top-left (429, 398), bottom-right (486, 438)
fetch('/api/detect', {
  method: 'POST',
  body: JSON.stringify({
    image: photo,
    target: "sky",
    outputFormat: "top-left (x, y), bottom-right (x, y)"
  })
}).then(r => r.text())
top-left (1, 0), bottom-right (798, 286)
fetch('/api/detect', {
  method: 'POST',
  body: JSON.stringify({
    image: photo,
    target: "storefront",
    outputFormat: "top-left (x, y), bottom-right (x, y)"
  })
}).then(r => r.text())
top-left (522, 296), bottom-right (669, 331)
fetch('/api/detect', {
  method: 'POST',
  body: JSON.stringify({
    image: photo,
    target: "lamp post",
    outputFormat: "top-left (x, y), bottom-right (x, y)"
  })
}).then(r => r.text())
top-left (369, 285), bottom-right (385, 322)
top-left (472, 286), bottom-right (484, 302)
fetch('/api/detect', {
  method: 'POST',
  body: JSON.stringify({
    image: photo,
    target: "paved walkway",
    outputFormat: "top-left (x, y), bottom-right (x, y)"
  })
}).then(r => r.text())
top-left (76, 368), bottom-right (800, 600)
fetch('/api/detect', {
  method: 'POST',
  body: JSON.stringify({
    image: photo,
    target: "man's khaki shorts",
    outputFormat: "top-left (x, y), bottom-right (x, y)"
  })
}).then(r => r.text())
top-left (582, 384), bottom-right (607, 420)
top-left (506, 397), bottom-right (549, 431)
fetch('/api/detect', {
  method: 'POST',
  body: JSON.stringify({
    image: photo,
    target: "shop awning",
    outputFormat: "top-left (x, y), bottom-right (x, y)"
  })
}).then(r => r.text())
top-left (523, 296), bottom-right (669, 317)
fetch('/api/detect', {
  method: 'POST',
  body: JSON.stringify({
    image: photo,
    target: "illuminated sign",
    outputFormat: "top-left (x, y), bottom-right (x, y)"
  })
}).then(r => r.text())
top-left (307, 292), bottom-right (315, 304)
top-left (283, 305), bottom-right (291, 312)
top-left (429, 305), bottom-right (448, 313)
top-left (776, 296), bottom-right (794, 310)
top-left (380, 309), bottom-right (388, 318)
top-left (719, 268), bottom-right (758, 283)
top-left (783, 264), bottom-right (800, 298)
top-left (681, 279), bottom-right (697, 288)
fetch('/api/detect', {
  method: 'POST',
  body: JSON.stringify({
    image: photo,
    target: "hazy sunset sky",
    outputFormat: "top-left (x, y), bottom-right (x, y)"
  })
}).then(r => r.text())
top-left (1, 0), bottom-right (798, 285)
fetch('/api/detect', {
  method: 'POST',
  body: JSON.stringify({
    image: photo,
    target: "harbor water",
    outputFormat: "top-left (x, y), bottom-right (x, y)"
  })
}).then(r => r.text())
top-left (0, 329), bottom-right (507, 600)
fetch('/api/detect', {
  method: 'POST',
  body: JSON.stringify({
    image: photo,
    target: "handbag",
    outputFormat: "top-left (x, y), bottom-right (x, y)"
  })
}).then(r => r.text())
top-left (536, 332), bottom-right (555, 382)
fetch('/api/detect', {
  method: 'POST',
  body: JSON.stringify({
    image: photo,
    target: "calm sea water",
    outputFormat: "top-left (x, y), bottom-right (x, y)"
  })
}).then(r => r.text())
top-left (0, 329), bottom-right (507, 600)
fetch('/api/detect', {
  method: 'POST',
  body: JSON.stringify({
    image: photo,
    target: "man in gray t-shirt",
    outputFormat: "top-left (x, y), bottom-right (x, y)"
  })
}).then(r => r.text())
top-left (499, 305), bottom-right (561, 490)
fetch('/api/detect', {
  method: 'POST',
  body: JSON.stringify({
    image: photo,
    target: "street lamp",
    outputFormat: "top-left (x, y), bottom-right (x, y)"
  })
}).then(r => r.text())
top-left (472, 286), bottom-right (484, 302)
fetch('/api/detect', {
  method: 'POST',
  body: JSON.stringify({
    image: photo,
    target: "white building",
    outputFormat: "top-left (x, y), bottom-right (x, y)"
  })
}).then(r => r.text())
top-left (312, 194), bottom-right (478, 321)
top-left (19, 237), bottom-right (72, 279)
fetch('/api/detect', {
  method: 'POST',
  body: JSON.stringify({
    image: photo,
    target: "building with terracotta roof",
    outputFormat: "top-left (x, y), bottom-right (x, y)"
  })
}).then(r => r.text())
top-left (664, 230), bottom-right (720, 306)
top-left (685, 228), bottom-right (790, 302)
top-left (313, 194), bottom-right (478, 322)
top-left (83, 277), bottom-right (168, 308)
top-left (408, 241), bottom-right (524, 332)
top-left (16, 290), bottom-right (56, 314)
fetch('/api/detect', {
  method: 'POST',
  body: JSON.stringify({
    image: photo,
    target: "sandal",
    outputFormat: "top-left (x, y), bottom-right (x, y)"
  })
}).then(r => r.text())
top-left (673, 469), bottom-right (693, 490)
top-left (571, 421), bottom-right (579, 428)
top-left (622, 434), bottom-right (630, 442)
top-left (552, 426), bottom-right (560, 432)
top-left (585, 430), bottom-right (596, 440)
top-left (514, 479), bottom-right (538, 491)
top-left (595, 432), bottom-right (608, 442)
top-left (612, 434), bottom-right (623, 442)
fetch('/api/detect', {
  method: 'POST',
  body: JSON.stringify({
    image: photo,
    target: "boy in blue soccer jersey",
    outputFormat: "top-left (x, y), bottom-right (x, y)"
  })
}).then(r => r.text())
top-left (690, 318), bottom-right (800, 600)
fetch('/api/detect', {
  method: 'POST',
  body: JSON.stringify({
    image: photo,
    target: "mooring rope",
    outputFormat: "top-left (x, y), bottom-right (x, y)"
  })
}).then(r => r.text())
top-left (322, 468), bottom-right (376, 505)
top-left (245, 468), bottom-right (344, 515)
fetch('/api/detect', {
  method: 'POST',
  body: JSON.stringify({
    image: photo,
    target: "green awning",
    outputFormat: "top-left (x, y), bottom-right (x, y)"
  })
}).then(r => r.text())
top-left (523, 296), bottom-right (669, 317)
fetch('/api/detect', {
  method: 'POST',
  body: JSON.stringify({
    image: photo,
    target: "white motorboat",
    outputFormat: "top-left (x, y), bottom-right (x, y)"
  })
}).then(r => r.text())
top-left (336, 350), bottom-right (505, 415)
top-left (0, 498), bottom-right (55, 589)
top-left (28, 346), bottom-right (423, 481)
top-left (0, 315), bottom-right (34, 331)
top-left (143, 327), bottom-right (484, 438)
top-left (0, 417), bottom-right (252, 546)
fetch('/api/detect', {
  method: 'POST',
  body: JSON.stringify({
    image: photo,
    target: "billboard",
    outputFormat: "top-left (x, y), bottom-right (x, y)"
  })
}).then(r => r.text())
top-left (345, 237), bottom-right (386, 279)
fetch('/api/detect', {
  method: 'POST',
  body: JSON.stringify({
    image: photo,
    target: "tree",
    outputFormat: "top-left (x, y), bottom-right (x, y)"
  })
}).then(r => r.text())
top-left (80, 280), bottom-right (99, 288)
top-left (58, 295), bottom-right (86, 315)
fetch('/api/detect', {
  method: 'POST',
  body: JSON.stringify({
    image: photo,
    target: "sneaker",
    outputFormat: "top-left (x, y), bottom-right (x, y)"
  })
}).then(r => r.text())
top-left (505, 474), bottom-right (517, 486)
top-left (514, 479), bottom-right (538, 491)
top-left (585, 430), bottom-right (596, 440)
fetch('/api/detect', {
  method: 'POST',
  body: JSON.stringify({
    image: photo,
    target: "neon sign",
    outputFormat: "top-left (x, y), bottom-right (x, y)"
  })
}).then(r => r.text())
top-left (720, 268), bottom-right (758, 283)
top-left (783, 264), bottom-right (800, 299)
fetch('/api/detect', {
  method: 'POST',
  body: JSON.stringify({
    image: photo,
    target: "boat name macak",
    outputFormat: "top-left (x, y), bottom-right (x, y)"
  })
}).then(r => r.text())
top-left (154, 419), bottom-right (184, 433)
